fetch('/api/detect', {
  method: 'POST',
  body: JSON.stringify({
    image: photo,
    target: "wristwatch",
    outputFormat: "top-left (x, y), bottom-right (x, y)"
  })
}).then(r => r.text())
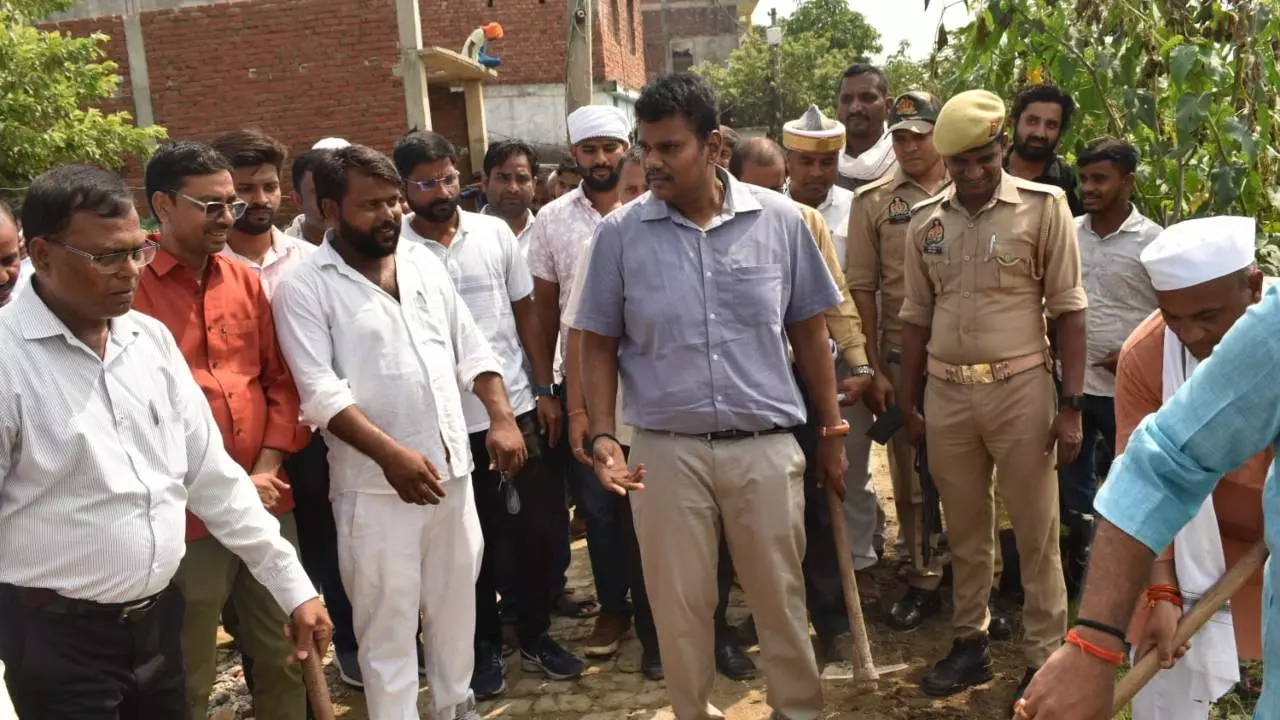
top-left (819, 420), bottom-right (851, 438)
top-left (850, 364), bottom-right (876, 378)
top-left (1059, 394), bottom-right (1085, 411)
top-left (534, 385), bottom-right (557, 398)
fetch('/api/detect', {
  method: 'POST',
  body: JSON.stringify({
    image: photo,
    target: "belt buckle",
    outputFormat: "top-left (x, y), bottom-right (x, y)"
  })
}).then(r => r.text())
top-left (117, 596), bottom-right (154, 623)
top-left (991, 361), bottom-right (1012, 382)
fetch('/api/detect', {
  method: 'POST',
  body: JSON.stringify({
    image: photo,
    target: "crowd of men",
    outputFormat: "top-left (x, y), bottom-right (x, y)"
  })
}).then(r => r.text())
top-left (0, 60), bottom-right (1269, 720)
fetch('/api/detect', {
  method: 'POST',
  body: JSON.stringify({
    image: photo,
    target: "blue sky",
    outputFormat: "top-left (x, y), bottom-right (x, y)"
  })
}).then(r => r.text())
top-left (751, 0), bottom-right (975, 61)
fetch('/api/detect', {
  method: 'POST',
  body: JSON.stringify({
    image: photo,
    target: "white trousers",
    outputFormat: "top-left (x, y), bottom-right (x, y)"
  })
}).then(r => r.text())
top-left (0, 661), bottom-right (14, 720)
top-left (1131, 663), bottom-right (1213, 720)
top-left (334, 479), bottom-right (483, 720)
top-left (840, 400), bottom-right (879, 571)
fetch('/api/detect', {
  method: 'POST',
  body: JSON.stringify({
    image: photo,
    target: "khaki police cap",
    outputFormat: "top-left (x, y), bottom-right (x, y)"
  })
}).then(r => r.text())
top-left (933, 90), bottom-right (1007, 157)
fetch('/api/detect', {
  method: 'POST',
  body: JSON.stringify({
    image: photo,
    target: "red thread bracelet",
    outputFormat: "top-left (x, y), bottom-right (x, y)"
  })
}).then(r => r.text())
top-left (1145, 584), bottom-right (1183, 609)
top-left (1066, 628), bottom-right (1125, 666)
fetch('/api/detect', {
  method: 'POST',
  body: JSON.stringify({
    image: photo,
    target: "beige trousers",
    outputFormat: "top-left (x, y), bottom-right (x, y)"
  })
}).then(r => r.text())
top-left (923, 366), bottom-right (1067, 666)
top-left (629, 431), bottom-right (822, 720)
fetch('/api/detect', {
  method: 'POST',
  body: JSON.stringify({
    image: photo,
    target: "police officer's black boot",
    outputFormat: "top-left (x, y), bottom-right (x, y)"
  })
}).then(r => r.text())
top-left (920, 635), bottom-right (994, 696)
top-left (887, 587), bottom-right (941, 631)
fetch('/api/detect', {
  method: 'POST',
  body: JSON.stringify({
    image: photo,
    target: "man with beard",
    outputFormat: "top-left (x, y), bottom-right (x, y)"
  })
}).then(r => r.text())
top-left (1005, 84), bottom-right (1083, 217)
top-left (393, 130), bottom-right (582, 698)
top-left (273, 144), bottom-right (525, 720)
top-left (846, 90), bottom-right (951, 631)
top-left (527, 105), bottom-right (636, 660)
top-left (898, 91), bottom-right (1086, 708)
top-left (835, 64), bottom-right (898, 191)
top-left (0, 203), bottom-right (19, 308)
top-left (134, 141), bottom-right (314, 720)
top-left (285, 140), bottom-right (350, 246)
top-left (480, 140), bottom-right (538, 256)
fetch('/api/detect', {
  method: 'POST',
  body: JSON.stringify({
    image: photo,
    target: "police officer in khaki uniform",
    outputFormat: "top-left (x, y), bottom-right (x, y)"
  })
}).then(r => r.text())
top-left (845, 91), bottom-right (949, 631)
top-left (897, 90), bottom-right (1087, 707)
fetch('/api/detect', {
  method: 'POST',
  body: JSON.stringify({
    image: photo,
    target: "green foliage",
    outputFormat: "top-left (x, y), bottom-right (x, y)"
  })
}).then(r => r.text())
top-left (0, 0), bottom-right (165, 192)
top-left (934, 0), bottom-right (1280, 271)
top-left (695, 0), bottom-right (881, 130)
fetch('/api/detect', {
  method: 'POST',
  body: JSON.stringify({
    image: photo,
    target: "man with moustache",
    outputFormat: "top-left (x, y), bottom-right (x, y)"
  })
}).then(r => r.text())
top-left (0, 203), bottom-right (19, 309)
top-left (845, 91), bottom-right (951, 631)
top-left (527, 104), bottom-right (636, 659)
top-left (898, 90), bottom-right (1086, 707)
top-left (549, 158), bottom-right (582, 199)
top-left (272, 145), bottom-right (525, 720)
top-left (1005, 85), bottom-right (1083, 216)
top-left (134, 140), bottom-right (313, 720)
top-left (393, 130), bottom-right (582, 698)
top-left (480, 140), bottom-right (538, 256)
top-left (835, 64), bottom-right (898, 191)
top-left (0, 163), bottom-right (330, 720)
top-left (285, 138), bottom-right (351, 245)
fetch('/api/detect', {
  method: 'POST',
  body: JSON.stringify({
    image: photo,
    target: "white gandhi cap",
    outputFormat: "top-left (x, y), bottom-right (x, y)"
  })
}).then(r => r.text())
top-left (312, 137), bottom-right (352, 150)
top-left (1140, 216), bottom-right (1257, 291)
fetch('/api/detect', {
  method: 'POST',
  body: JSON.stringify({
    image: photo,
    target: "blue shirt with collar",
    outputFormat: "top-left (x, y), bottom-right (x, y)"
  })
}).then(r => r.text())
top-left (572, 168), bottom-right (842, 435)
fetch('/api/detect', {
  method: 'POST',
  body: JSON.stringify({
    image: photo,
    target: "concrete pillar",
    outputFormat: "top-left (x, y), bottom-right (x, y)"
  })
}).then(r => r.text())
top-left (395, 0), bottom-right (432, 131)
top-left (122, 5), bottom-right (155, 127)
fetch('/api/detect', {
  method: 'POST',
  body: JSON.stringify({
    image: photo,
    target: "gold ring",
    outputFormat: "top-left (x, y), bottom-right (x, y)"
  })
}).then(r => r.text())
top-left (1013, 698), bottom-right (1031, 717)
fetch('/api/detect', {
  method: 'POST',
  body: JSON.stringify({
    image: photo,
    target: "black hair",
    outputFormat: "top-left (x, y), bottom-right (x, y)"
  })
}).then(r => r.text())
top-left (393, 130), bottom-right (457, 178)
top-left (840, 63), bottom-right (889, 97)
top-left (290, 148), bottom-right (332, 192)
top-left (1076, 137), bottom-right (1139, 175)
top-left (728, 137), bottom-right (784, 178)
top-left (0, 199), bottom-right (12, 227)
top-left (617, 145), bottom-right (646, 173)
top-left (210, 129), bottom-right (288, 172)
top-left (1011, 84), bottom-right (1077, 130)
top-left (312, 145), bottom-right (401, 209)
top-left (483, 140), bottom-right (538, 176)
top-left (144, 140), bottom-right (232, 215)
top-left (636, 72), bottom-right (720, 140)
top-left (719, 125), bottom-right (740, 151)
top-left (554, 156), bottom-right (581, 176)
top-left (22, 165), bottom-right (134, 241)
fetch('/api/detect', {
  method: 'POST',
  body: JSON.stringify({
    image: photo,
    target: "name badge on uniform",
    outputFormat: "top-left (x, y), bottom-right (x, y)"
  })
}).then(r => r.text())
top-left (923, 218), bottom-right (946, 255)
top-left (886, 196), bottom-right (911, 224)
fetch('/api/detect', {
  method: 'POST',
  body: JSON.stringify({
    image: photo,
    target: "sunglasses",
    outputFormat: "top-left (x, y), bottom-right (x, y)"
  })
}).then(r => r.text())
top-left (176, 192), bottom-right (248, 220)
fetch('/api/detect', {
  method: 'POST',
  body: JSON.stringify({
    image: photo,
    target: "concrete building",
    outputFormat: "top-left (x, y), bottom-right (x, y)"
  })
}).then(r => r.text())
top-left (641, 0), bottom-right (755, 80)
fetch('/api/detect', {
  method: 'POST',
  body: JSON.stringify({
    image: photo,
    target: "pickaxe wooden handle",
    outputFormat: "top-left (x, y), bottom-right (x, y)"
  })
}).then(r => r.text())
top-left (826, 483), bottom-right (879, 685)
top-left (1111, 540), bottom-right (1268, 714)
top-left (304, 651), bottom-right (336, 720)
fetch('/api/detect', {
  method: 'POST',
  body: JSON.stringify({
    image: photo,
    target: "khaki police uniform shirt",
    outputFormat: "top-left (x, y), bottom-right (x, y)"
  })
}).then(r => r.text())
top-left (845, 169), bottom-right (949, 349)
top-left (899, 172), bottom-right (1087, 366)
top-left (791, 202), bottom-right (869, 368)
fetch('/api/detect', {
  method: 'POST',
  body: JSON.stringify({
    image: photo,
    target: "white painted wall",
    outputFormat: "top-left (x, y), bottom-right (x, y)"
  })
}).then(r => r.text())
top-left (484, 83), bottom-right (638, 149)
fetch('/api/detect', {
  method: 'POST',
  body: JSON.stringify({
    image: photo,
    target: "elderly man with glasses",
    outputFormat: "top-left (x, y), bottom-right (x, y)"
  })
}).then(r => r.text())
top-left (132, 141), bottom-right (314, 720)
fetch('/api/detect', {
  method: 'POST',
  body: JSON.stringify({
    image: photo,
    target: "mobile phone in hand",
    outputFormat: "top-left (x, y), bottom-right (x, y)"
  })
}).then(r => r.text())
top-left (866, 404), bottom-right (904, 445)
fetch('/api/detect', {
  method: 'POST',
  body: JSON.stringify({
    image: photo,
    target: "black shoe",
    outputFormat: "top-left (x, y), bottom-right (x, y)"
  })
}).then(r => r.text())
top-left (715, 642), bottom-right (757, 681)
top-left (1010, 665), bottom-right (1037, 714)
top-left (988, 596), bottom-right (1015, 641)
top-left (470, 641), bottom-right (507, 700)
top-left (888, 587), bottom-right (941, 631)
top-left (641, 648), bottom-right (664, 681)
top-left (920, 636), bottom-right (994, 697)
top-left (519, 634), bottom-right (585, 680)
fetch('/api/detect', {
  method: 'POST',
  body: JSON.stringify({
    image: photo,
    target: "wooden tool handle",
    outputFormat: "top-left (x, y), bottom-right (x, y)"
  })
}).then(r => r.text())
top-left (826, 484), bottom-right (879, 685)
top-left (303, 651), bottom-right (336, 720)
top-left (1112, 540), bottom-right (1268, 714)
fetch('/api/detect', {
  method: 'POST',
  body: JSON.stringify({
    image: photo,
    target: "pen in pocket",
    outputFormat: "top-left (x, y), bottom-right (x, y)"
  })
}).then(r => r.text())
top-left (987, 234), bottom-right (997, 260)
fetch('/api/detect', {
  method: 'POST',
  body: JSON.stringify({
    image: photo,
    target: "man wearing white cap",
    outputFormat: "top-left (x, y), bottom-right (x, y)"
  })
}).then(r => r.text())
top-left (285, 139), bottom-right (351, 245)
top-left (528, 104), bottom-right (640, 658)
top-left (1019, 216), bottom-right (1273, 720)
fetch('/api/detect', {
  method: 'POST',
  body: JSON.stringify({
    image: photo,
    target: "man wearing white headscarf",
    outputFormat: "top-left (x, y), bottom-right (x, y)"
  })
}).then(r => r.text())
top-left (1018, 217), bottom-right (1271, 719)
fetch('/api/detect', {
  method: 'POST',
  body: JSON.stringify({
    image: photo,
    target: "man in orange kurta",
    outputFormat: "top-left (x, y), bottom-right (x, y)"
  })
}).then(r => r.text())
top-left (135, 141), bottom-right (311, 720)
top-left (1112, 218), bottom-right (1267, 720)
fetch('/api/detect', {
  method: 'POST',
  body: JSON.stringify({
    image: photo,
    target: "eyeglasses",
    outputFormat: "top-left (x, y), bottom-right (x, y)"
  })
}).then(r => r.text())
top-left (49, 239), bottom-right (159, 274)
top-left (176, 192), bottom-right (248, 220)
top-left (409, 171), bottom-right (461, 192)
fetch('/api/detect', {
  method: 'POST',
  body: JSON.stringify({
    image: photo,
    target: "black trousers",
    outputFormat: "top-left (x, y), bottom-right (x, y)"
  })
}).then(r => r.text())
top-left (472, 410), bottom-right (568, 648)
top-left (617, 446), bottom-right (660, 654)
top-left (0, 584), bottom-right (189, 720)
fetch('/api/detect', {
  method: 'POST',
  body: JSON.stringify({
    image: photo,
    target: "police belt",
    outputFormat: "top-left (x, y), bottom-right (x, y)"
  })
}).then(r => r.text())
top-left (926, 350), bottom-right (1051, 385)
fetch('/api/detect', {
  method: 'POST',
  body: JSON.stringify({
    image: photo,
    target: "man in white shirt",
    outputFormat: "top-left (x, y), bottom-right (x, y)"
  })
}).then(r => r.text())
top-left (0, 163), bottom-right (329, 719)
top-left (272, 145), bottom-right (525, 720)
top-left (284, 138), bottom-right (351, 246)
top-left (479, 140), bottom-right (537, 258)
top-left (212, 130), bottom-right (316, 298)
top-left (1059, 137), bottom-right (1161, 597)
top-left (834, 63), bottom-right (898, 191)
top-left (394, 130), bottom-right (583, 698)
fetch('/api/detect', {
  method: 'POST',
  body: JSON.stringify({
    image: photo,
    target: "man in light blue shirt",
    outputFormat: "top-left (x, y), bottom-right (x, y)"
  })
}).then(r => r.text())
top-left (1020, 225), bottom-right (1278, 719)
top-left (575, 73), bottom-right (851, 720)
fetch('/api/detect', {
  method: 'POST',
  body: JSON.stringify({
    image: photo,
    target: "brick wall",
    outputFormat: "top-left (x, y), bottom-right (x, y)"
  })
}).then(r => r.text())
top-left (642, 2), bottom-right (740, 80)
top-left (594, 0), bottom-right (646, 90)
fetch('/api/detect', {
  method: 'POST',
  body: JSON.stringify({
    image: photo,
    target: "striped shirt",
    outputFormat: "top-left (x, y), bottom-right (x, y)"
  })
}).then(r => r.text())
top-left (0, 284), bottom-right (316, 611)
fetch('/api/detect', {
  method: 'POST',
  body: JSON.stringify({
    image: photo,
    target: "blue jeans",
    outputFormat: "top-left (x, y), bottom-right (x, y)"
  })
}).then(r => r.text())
top-left (567, 455), bottom-right (632, 615)
top-left (1057, 394), bottom-right (1116, 521)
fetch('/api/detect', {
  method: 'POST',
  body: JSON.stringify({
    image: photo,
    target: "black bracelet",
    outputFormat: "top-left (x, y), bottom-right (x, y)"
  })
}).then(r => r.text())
top-left (588, 432), bottom-right (621, 460)
top-left (1074, 618), bottom-right (1129, 646)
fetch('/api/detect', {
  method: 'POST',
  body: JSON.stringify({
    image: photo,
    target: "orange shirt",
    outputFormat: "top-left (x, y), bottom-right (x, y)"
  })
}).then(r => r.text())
top-left (134, 245), bottom-right (310, 541)
top-left (1115, 310), bottom-right (1267, 659)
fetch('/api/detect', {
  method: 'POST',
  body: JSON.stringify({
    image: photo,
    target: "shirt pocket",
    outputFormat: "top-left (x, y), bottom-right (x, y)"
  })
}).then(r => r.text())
top-left (156, 399), bottom-right (189, 479)
top-left (223, 318), bottom-right (262, 374)
top-left (994, 238), bottom-right (1039, 290)
top-left (727, 264), bottom-right (782, 327)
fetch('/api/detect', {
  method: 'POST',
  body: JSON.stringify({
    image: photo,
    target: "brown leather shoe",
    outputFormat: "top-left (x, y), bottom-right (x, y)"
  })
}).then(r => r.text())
top-left (582, 611), bottom-right (631, 658)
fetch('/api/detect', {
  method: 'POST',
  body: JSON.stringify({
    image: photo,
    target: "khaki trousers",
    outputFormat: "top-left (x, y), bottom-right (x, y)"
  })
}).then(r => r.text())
top-left (174, 512), bottom-right (304, 720)
top-left (881, 349), bottom-right (943, 592)
top-left (629, 431), bottom-right (822, 720)
top-left (923, 366), bottom-right (1067, 666)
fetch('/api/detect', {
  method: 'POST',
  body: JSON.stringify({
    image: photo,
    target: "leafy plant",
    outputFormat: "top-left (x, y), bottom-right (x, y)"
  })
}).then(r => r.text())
top-left (0, 0), bottom-right (165, 194)
top-left (932, 0), bottom-right (1280, 270)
